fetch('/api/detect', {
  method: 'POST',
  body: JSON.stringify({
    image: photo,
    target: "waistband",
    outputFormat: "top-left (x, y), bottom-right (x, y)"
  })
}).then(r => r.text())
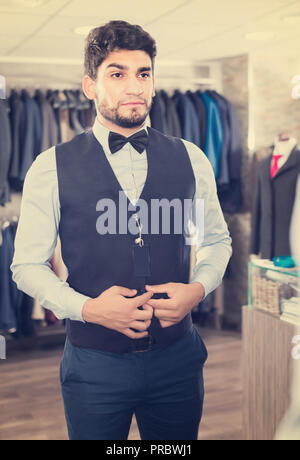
top-left (66, 313), bottom-right (193, 354)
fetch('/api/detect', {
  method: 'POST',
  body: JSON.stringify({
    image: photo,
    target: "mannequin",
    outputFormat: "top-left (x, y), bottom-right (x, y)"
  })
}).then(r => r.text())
top-left (272, 132), bottom-right (297, 171)
top-left (250, 133), bottom-right (300, 260)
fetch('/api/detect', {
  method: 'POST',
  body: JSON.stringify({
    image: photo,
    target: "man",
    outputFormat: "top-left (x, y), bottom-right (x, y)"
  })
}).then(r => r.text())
top-left (11, 20), bottom-right (232, 440)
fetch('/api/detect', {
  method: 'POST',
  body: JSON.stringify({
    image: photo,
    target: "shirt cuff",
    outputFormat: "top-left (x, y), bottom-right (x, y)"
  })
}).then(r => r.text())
top-left (73, 294), bottom-right (91, 322)
top-left (43, 291), bottom-right (91, 323)
top-left (190, 266), bottom-right (221, 300)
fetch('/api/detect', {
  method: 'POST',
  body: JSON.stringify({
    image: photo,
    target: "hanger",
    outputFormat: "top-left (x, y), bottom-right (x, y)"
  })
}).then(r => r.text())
top-left (0, 216), bottom-right (18, 247)
top-left (0, 215), bottom-right (19, 229)
top-left (63, 90), bottom-right (76, 109)
top-left (0, 74), bottom-right (6, 99)
top-left (56, 90), bottom-right (69, 110)
top-left (47, 89), bottom-right (63, 109)
top-left (76, 89), bottom-right (91, 110)
top-left (0, 218), bottom-right (11, 246)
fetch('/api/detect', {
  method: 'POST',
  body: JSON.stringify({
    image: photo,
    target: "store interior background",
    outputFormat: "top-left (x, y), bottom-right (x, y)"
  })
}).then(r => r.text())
top-left (0, 0), bottom-right (300, 441)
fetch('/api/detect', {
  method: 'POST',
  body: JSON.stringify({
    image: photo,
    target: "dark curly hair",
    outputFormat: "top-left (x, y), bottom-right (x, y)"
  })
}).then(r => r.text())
top-left (84, 20), bottom-right (157, 80)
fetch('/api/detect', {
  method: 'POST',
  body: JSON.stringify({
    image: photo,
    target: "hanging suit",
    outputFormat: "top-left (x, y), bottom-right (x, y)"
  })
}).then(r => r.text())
top-left (186, 91), bottom-right (207, 151)
top-left (172, 90), bottom-right (201, 147)
top-left (19, 90), bottom-right (42, 181)
top-left (214, 94), bottom-right (243, 213)
top-left (0, 226), bottom-right (17, 331)
top-left (159, 90), bottom-right (182, 138)
top-left (250, 146), bottom-right (300, 259)
top-left (35, 90), bottom-right (58, 152)
top-left (0, 100), bottom-right (11, 206)
top-left (8, 90), bottom-right (25, 183)
top-left (149, 92), bottom-right (168, 134)
top-left (69, 109), bottom-right (85, 135)
top-left (225, 99), bottom-right (243, 185)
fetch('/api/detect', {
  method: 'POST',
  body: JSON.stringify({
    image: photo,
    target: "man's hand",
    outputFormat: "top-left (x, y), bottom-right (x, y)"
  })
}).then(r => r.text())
top-left (82, 286), bottom-right (154, 339)
top-left (145, 282), bottom-right (205, 328)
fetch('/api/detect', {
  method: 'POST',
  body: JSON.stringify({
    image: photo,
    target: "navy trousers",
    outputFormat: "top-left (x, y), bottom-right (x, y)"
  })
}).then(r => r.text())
top-left (60, 325), bottom-right (208, 440)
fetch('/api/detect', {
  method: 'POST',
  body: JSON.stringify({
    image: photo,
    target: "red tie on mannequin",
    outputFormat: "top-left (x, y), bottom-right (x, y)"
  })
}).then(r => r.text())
top-left (270, 154), bottom-right (282, 179)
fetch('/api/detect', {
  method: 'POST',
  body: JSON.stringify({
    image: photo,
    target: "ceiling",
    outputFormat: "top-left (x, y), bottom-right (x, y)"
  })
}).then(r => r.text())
top-left (0, 0), bottom-right (300, 85)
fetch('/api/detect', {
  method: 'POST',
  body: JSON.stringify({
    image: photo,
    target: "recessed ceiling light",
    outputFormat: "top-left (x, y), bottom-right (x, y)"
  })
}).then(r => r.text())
top-left (245, 31), bottom-right (275, 41)
top-left (11, 0), bottom-right (48, 7)
top-left (73, 25), bottom-right (98, 36)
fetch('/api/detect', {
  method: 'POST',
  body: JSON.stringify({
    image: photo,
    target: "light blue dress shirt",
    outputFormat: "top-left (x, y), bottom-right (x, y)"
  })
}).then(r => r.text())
top-left (11, 119), bottom-right (232, 322)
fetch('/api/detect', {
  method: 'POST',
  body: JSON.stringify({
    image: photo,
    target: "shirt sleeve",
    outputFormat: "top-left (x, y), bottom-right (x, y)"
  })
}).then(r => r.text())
top-left (10, 146), bottom-right (90, 321)
top-left (182, 139), bottom-right (232, 298)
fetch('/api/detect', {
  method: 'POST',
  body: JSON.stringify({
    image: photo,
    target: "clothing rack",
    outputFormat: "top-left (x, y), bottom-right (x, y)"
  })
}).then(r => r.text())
top-left (5, 73), bottom-right (81, 92)
top-left (155, 77), bottom-right (217, 93)
top-left (1, 84), bottom-right (243, 350)
top-left (0, 216), bottom-right (67, 352)
top-left (5, 87), bottom-right (93, 110)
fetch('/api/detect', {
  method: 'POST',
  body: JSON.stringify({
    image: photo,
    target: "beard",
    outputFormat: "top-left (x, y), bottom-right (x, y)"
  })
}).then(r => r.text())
top-left (96, 96), bottom-right (152, 129)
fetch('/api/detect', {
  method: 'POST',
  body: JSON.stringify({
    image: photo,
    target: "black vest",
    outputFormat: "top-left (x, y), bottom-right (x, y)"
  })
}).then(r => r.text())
top-left (56, 127), bottom-right (195, 352)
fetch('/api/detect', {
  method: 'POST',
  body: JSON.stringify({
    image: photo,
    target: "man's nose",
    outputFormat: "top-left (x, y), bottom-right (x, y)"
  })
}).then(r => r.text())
top-left (125, 76), bottom-right (143, 95)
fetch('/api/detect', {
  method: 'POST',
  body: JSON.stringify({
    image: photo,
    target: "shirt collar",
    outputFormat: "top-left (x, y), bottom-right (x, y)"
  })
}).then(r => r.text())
top-left (92, 117), bottom-right (150, 155)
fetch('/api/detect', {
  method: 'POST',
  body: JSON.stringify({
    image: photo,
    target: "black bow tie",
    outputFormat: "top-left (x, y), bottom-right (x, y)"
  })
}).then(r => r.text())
top-left (108, 129), bottom-right (148, 154)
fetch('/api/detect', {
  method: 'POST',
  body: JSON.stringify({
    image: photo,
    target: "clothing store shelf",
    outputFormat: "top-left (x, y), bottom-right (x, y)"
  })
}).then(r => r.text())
top-left (4, 323), bottom-right (66, 353)
top-left (242, 306), bottom-right (295, 440)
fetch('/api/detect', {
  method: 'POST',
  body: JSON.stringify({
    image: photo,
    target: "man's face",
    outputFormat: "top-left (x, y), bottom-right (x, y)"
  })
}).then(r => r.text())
top-left (94, 49), bottom-right (155, 129)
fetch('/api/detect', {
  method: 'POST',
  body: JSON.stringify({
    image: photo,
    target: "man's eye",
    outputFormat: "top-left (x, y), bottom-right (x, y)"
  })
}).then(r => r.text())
top-left (112, 73), bottom-right (122, 78)
top-left (140, 73), bottom-right (150, 78)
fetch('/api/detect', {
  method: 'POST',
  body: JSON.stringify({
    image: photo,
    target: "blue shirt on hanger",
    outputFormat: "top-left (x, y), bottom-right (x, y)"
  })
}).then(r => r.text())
top-left (197, 91), bottom-right (223, 178)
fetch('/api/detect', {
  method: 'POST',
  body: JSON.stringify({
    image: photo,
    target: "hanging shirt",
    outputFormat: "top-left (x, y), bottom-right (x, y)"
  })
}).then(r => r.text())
top-left (197, 91), bottom-right (223, 178)
top-left (0, 226), bottom-right (17, 332)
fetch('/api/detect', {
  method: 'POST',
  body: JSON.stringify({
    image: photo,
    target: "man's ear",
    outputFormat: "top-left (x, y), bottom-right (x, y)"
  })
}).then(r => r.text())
top-left (82, 75), bottom-right (96, 100)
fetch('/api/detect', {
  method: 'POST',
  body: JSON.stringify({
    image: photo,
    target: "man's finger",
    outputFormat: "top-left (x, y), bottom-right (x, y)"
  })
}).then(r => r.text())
top-left (134, 307), bottom-right (153, 321)
top-left (145, 283), bottom-right (171, 294)
top-left (116, 286), bottom-right (137, 297)
top-left (146, 298), bottom-right (174, 309)
top-left (123, 328), bottom-right (149, 339)
top-left (140, 303), bottom-right (154, 315)
top-left (154, 309), bottom-right (179, 320)
top-left (129, 321), bottom-right (149, 331)
top-left (132, 291), bottom-right (153, 308)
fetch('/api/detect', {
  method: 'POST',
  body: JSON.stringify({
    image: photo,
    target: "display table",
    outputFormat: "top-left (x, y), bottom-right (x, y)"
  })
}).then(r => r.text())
top-left (242, 306), bottom-right (296, 440)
